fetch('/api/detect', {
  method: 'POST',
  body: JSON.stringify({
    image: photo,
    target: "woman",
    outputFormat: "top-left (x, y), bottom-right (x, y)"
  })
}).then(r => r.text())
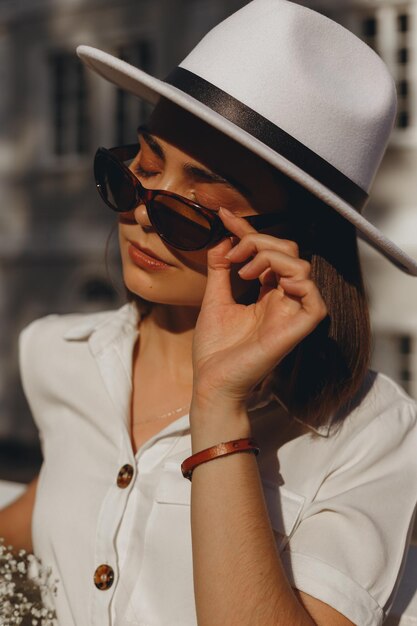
top-left (2, 1), bottom-right (417, 625)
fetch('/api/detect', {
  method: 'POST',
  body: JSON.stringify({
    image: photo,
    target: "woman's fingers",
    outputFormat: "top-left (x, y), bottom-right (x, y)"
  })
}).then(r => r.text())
top-left (258, 269), bottom-right (279, 299)
top-left (237, 249), bottom-right (312, 281)
top-left (219, 207), bottom-right (300, 260)
top-left (203, 236), bottom-right (237, 307)
top-left (218, 209), bottom-right (311, 285)
top-left (219, 207), bottom-right (259, 237)
top-left (220, 210), bottom-right (311, 284)
top-left (226, 232), bottom-right (300, 262)
top-left (279, 278), bottom-right (328, 319)
top-left (218, 209), bottom-right (319, 313)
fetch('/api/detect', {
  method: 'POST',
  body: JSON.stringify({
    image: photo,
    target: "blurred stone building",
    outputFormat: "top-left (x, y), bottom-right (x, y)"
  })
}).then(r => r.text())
top-left (0, 0), bottom-right (416, 480)
top-left (0, 0), bottom-right (244, 472)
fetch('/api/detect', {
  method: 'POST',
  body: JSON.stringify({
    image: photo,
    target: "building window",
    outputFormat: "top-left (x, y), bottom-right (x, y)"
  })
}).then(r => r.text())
top-left (394, 8), bottom-right (412, 131)
top-left (361, 15), bottom-right (378, 52)
top-left (399, 334), bottom-right (413, 393)
top-left (397, 110), bottom-right (409, 128)
top-left (398, 79), bottom-right (408, 97)
top-left (398, 13), bottom-right (409, 33)
top-left (114, 41), bottom-right (154, 146)
top-left (400, 335), bottom-right (411, 355)
top-left (398, 47), bottom-right (409, 64)
top-left (50, 52), bottom-right (90, 156)
top-left (363, 17), bottom-right (377, 37)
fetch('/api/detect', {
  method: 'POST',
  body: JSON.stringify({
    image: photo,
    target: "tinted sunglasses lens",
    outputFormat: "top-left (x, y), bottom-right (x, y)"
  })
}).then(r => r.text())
top-left (151, 195), bottom-right (212, 250)
top-left (95, 153), bottom-right (137, 212)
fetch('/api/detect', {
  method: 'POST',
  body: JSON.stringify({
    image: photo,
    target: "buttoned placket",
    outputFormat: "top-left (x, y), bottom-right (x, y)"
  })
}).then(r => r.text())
top-left (84, 306), bottom-right (192, 625)
top-left (85, 314), bottom-right (136, 625)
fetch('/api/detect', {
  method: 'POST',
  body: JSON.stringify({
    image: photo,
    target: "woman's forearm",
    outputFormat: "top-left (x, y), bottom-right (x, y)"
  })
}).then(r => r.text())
top-left (189, 399), bottom-right (315, 626)
top-left (0, 476), bottom-right (38, 554)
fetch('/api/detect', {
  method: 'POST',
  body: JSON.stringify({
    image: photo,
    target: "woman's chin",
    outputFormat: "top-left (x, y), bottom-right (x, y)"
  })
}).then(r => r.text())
top-left (123, 273), bottom-right (205, 307)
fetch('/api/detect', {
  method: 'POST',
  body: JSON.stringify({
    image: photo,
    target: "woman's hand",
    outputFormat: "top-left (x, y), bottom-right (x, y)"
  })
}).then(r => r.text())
top-left (191, 207), bottom-right (328, 411)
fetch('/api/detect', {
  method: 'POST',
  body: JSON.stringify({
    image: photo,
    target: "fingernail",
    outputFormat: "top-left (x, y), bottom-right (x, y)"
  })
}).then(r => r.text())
top-left (220, 207), bottom-right (234, 217)
top-left (238, 261), bottom-right (254, 275)
top-left (225, 241), bottom-right (240, 259)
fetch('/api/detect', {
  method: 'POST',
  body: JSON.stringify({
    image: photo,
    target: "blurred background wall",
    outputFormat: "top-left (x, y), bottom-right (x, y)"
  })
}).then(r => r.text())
top-left (0, 0), bottom-right (415, 520)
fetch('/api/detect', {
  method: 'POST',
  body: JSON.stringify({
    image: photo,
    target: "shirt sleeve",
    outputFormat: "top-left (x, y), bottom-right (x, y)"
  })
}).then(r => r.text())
top-left (280, 397), bottom-right (417, 626)
top-left (18, 315), bottom-right (59, 455)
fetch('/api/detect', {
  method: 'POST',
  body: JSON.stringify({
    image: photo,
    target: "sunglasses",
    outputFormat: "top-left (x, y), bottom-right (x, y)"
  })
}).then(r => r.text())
top-left (94, 144), bottom-right (290, 252)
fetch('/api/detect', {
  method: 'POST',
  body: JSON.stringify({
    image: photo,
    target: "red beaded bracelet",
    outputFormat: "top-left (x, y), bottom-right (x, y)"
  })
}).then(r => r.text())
top-left (181, 437), bottom-right (260, 481)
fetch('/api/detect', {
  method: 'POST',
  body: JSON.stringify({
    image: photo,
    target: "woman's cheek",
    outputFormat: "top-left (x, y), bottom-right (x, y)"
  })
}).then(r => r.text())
top-left (170, 248), bottom-right (209, 274)
top-left (174, 242), bottom-right (255, 300)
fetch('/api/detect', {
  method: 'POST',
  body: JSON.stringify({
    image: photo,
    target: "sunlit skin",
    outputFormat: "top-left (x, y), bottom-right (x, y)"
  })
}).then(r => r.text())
top-left (118, 131), bottom-right (261, 307)
top-left (118, 100), bottom-right (295, 404)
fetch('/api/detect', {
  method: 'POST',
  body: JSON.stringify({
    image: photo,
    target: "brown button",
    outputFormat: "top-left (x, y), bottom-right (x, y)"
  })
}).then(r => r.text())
top-left (94, 564), bottom-right (114, 590)
top-left (117, 464), bottom-right (134, 488)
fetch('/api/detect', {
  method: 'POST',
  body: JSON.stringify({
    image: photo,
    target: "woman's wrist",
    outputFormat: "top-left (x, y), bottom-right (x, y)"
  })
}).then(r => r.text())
top-left (190, 385), bottom-right (248, 415)
top-left (189, 392), bottom-right (252, 454)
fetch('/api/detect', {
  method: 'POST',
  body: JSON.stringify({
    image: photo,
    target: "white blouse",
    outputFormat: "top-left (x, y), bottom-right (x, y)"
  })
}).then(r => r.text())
top-left (18, 302), bottom-right (417, 626)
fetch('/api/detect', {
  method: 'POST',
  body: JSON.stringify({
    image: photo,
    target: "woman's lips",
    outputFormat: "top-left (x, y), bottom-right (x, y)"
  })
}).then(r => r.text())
top-left (127, 241), bottom-right (173, 271)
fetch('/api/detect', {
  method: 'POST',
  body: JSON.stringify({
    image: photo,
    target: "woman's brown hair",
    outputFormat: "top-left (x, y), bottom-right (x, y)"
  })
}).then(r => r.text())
top-left (267, 174), bottom-right (373, 435)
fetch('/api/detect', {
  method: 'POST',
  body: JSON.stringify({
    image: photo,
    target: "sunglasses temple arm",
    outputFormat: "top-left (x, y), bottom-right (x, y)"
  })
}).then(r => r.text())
top-left (209, 218), bottom-right (234, 244)
top-left (210, 212), bottom-right (289, 246)
top-left (245, 213), bottom-right (289, 228)
top-left (212, 212), bottom-right (288, 240)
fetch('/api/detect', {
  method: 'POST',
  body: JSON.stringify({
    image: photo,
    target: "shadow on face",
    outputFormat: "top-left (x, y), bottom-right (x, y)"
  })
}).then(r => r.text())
top-left (147, 97), bottom-right (290, 218)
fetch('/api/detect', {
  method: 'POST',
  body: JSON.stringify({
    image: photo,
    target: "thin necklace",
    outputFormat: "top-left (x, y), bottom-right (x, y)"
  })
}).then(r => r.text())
top-left (132, 404), bottom-right (190, 425)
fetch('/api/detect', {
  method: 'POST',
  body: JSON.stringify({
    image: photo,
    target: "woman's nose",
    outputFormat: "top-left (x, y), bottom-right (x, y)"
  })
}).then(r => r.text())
top-left (133, 202), bottom-right (152, 229)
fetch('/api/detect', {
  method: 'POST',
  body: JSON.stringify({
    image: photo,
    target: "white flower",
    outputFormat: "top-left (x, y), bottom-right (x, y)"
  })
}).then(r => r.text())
top-left (0, 537), bottom-right (59, 625)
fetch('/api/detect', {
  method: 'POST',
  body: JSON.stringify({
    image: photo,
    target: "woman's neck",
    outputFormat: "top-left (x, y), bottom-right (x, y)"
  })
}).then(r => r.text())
top-left (137, 303), bottom-right (198, 385)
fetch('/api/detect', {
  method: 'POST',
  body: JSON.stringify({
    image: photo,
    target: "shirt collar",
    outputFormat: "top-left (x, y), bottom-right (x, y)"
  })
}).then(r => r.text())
top-left (62, 301), bottom-right (331, 438)
top-left (62, 302), bottom-right (140, 344)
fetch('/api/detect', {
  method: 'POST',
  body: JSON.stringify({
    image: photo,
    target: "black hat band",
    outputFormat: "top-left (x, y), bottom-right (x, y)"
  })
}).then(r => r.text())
top-left (164, 67), bottom-right (369, 212)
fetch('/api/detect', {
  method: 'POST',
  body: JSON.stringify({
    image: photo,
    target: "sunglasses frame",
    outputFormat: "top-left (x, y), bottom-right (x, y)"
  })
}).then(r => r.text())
top-left (94, 144), bottom-right (291, 251)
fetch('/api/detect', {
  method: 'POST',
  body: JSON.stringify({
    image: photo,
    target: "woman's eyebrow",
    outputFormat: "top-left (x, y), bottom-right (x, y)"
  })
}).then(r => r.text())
top-left (136, 125), bottom-right (252, 199)
top-left (137, 125), bottom-right (165, 160)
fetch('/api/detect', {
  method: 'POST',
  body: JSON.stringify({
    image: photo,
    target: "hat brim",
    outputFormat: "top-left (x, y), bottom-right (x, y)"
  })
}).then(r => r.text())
top-left (77, 45), bottom-right (417, 276)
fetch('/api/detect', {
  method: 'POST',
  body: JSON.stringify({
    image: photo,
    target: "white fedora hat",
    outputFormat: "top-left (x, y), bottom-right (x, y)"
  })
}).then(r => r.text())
top-left (77, 0), bottom-right (417, 276)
